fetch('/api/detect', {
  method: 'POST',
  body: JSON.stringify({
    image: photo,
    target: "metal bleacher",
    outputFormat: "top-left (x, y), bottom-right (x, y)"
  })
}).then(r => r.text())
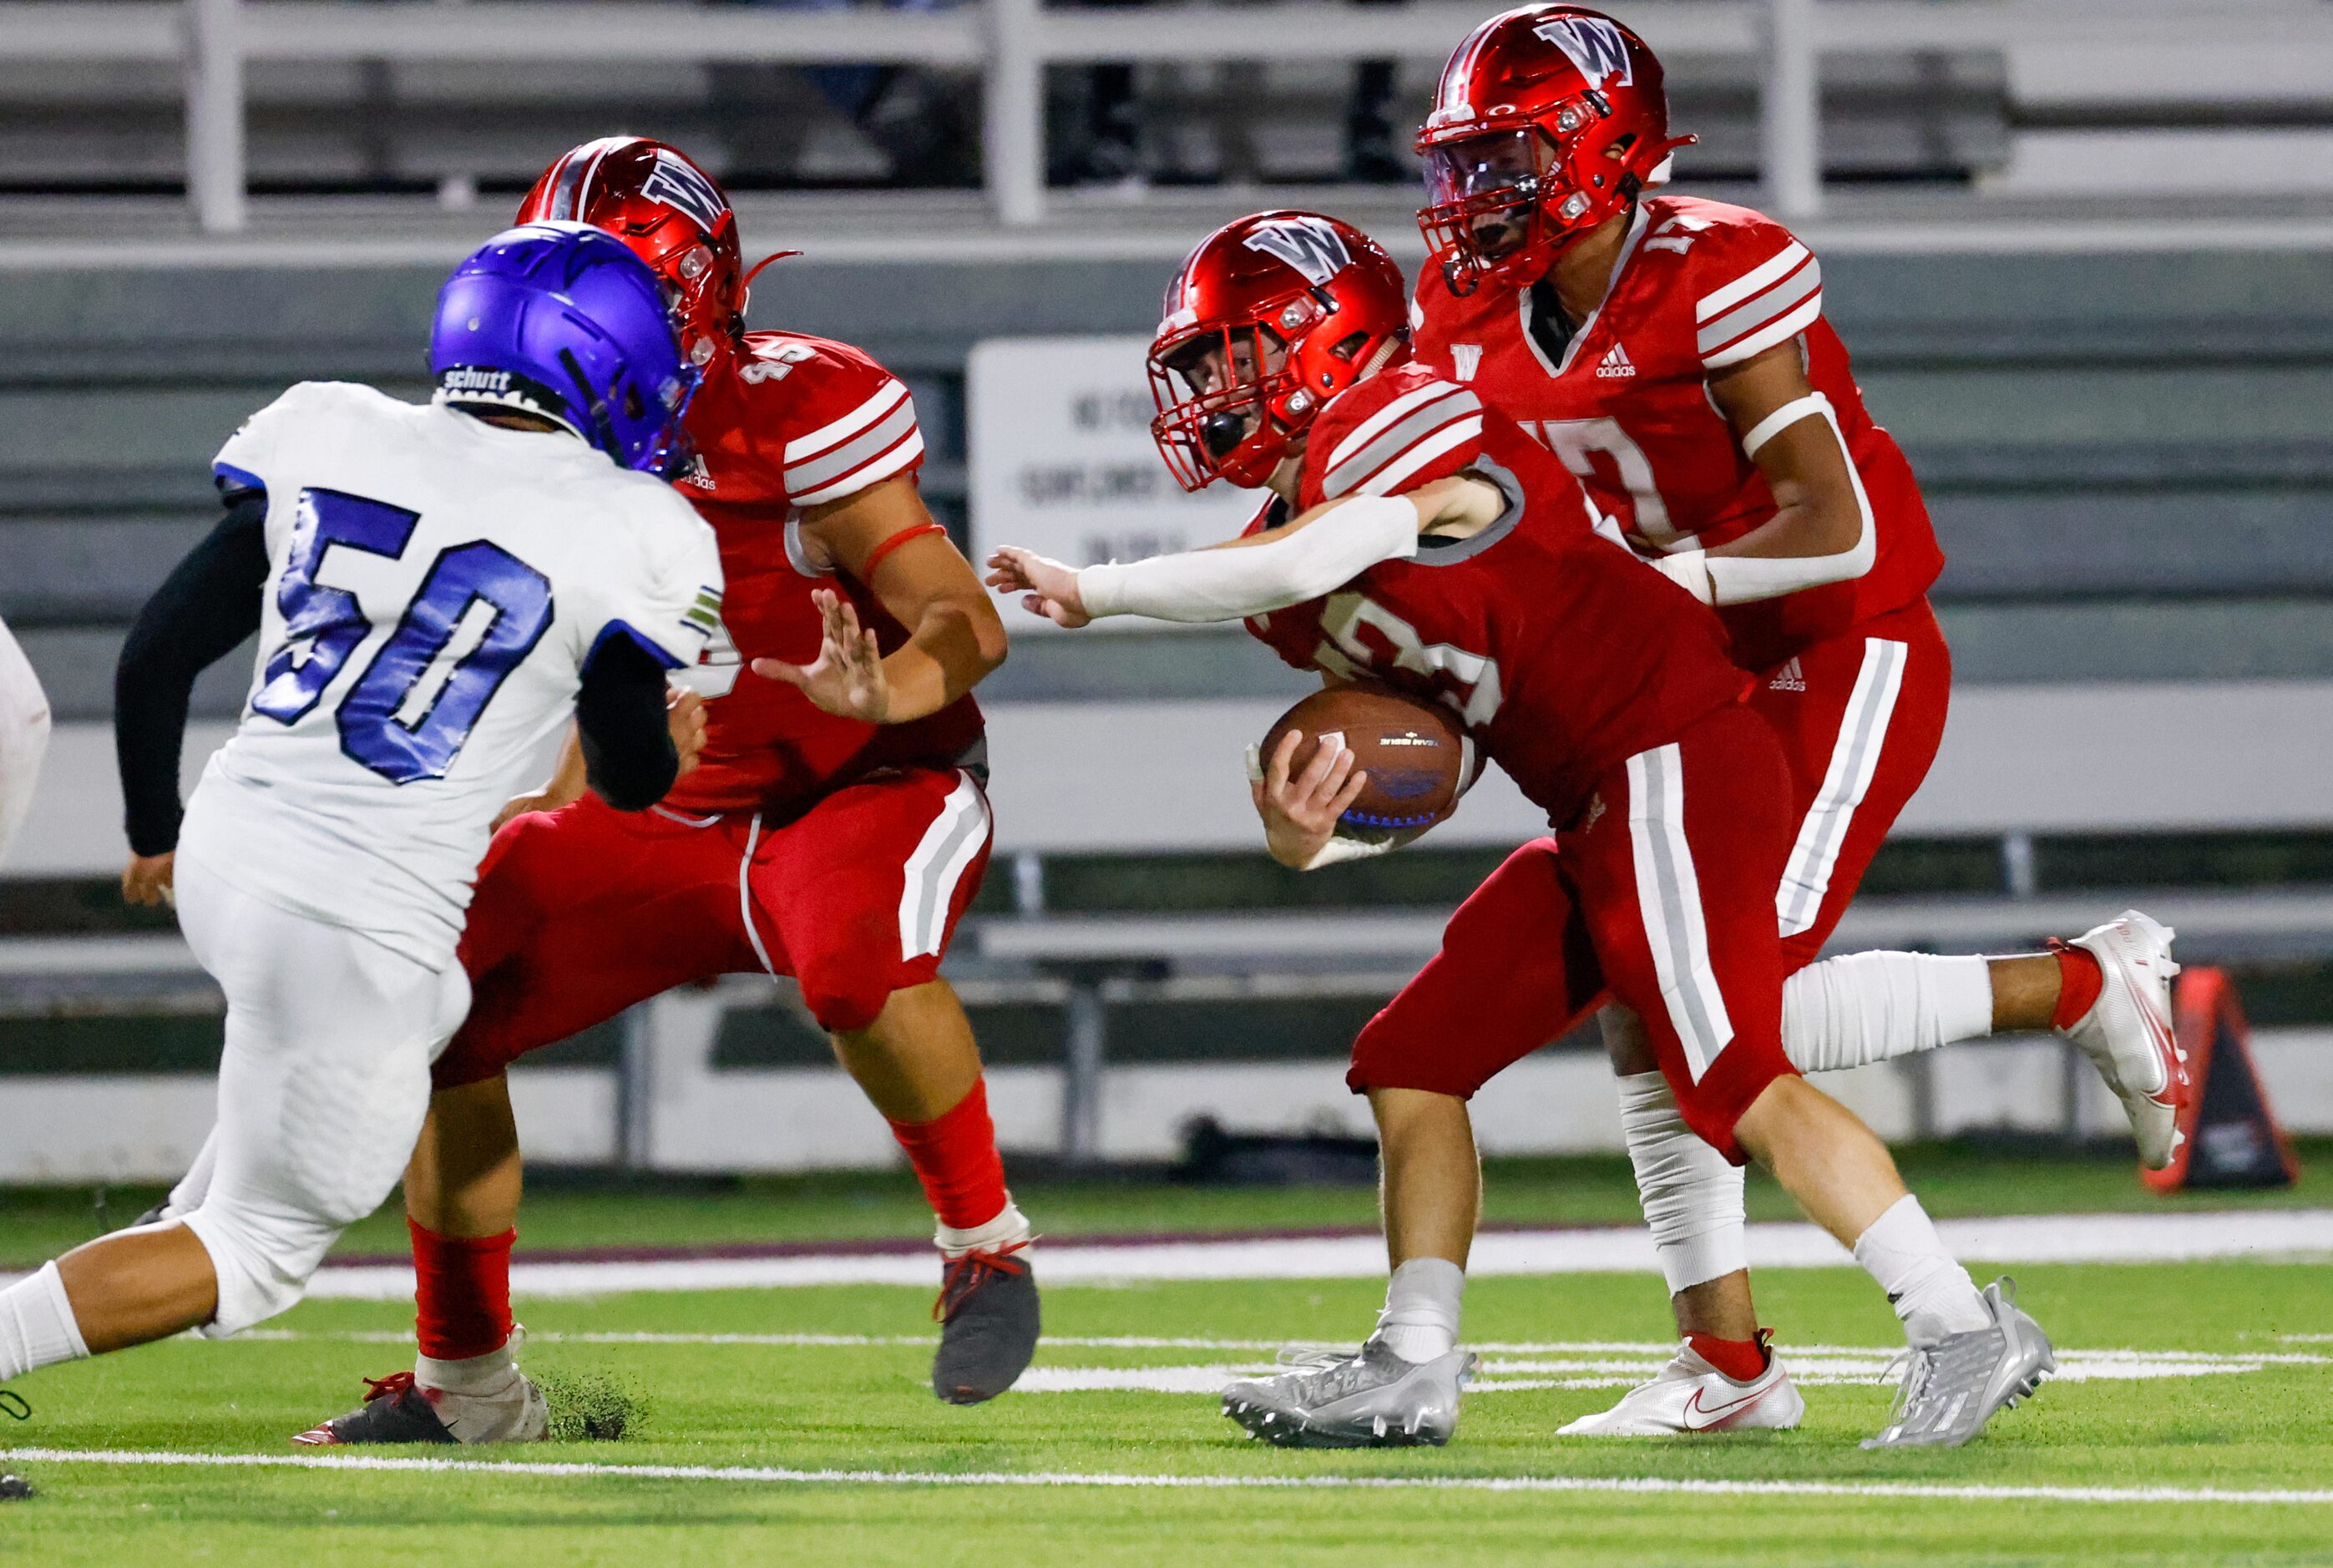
top-left (4, 1), bottom-right (2333, 1174)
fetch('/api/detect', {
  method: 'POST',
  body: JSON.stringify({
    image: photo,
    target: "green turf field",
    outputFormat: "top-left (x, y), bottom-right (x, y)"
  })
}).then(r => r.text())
top-left (3, 1150), bottom-right (2330, 1565)
top-left (7, 1141), bottom-right (2323, 1268)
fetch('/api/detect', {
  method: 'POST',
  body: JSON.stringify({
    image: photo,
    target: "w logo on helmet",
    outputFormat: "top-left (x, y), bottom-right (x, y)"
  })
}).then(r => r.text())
top-left (1242, 217), bottom-right (1352, 286)
top-left (1536, 15), bottom-right (1634, 89)
top-left (640, 152), bottom-right (728, 234)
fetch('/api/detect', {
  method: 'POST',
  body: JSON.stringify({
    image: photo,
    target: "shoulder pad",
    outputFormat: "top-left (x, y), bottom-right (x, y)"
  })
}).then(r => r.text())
top-left (1662, 201), bottom-right (1824, 371)
top-left (722, 334), bottom-right (924, 506)
top-left (1304, 366), bottom-right (1485, 504)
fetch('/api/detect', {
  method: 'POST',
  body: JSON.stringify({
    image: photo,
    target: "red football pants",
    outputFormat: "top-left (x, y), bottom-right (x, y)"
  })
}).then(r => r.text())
top-left (433, 766), bottom-right (993, 1090)
top-left (1750, 598), bottom-right (1951, 968)
top-left (1349, 702), bottom-right (1799, 1161)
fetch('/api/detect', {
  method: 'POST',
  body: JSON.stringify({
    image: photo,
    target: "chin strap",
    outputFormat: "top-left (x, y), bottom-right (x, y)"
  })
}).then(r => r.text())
top-left (738, 250), bottom-right (803, 318)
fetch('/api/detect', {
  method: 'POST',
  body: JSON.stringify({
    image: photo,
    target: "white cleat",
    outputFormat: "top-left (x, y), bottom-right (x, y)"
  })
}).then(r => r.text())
top-left (2061, 910), bottom-right (2188, 1169)
top-left (1556, 1343), bottom-right (1804, 1437)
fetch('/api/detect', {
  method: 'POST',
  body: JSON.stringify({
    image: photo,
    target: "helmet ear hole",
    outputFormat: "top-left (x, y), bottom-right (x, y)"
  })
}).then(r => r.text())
top-left (1328, 331), bottom-right (1370, 362)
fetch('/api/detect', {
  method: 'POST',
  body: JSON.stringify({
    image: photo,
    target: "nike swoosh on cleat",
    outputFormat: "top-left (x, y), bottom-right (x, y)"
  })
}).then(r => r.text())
top-left (1681, 1383), bottom-right (1773, 1431)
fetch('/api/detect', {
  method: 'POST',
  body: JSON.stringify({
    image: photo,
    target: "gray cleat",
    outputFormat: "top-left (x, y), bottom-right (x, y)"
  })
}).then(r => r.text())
top-left (1222, 1338), bottom-right (1478, 1449)
top-left (931, 1243), bottom-right (1040, 1404)
top-left (1862, 1277), bottom-right (2057, 1450)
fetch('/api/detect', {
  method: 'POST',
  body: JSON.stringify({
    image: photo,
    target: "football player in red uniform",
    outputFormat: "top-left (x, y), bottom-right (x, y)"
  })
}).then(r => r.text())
top-left (989, 211), bottom-right (2057, 1451)
top-left (1401, 8), bottom-right (2182, 1433)
top-left (295, 139), bottom-right (1035, 1444)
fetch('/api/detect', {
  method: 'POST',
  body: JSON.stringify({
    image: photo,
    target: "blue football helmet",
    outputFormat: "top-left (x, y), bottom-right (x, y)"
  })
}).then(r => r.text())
top-left (430, 221), bottom-right (699, 477)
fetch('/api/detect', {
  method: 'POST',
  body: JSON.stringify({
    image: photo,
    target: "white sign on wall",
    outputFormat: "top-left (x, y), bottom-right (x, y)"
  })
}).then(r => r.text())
top-left (967, 335), bottom-right (1259, 633)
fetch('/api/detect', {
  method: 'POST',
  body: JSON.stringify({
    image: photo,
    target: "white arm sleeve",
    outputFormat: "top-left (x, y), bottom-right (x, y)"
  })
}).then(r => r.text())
top-left (0, 616), bottom-right (53, 870)
top-left (1658, 394), bottom-right (1875, 606)
top-left (1077, 495), bottom-right (1419, 624)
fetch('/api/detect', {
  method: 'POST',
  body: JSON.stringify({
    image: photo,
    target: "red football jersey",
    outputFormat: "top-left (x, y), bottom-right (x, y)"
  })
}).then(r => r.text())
top-left (660, 331), bottom-right (983, 817)
top-left (1242, 361), bottom-right (1748, 827)
top-left (1412, 194), bottom-right (1943, 671)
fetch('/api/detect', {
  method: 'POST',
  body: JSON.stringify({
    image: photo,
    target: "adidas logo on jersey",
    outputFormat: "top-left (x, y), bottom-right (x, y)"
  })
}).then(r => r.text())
top-left (1596, 343), bottom-right (1636, 379)
top-left (676, 454), bottom-right (715, 490)
top-left (1768, 657), bottom-right (1807, 693)
top-left (1451, 344), bottom-right (1483, 382)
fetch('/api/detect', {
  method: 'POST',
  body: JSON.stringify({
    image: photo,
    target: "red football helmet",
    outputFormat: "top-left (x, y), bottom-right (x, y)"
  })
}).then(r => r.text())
top-left (1414, 6), bottom-right (1693, 293)
top-left (518, 136), bottom-right (756, 368)
top-left (1148, 211), bottom-right (1411, 491)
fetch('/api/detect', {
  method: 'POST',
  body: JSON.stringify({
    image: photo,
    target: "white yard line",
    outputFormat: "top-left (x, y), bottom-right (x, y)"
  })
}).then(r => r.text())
top-left (7, 1211), bottom-right (2324, 1302)
top-left (199, 1209), bottom-right (2333, 1302)
top-left (1025, 1354), bottom-right (2308, 1394)
top-left (234, 1329), bottom-right (2333, 1366)
top-left (226, 1329), bottom-right (2325, 1393)
top-left (4, 1447), bottom-right (2330, 1507)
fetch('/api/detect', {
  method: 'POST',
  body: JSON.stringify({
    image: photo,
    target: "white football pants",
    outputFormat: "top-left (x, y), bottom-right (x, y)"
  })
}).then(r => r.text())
top-left (0, 615), bottom-right (52, 870)
top-left (168, 851), bottom-right (469, 1336)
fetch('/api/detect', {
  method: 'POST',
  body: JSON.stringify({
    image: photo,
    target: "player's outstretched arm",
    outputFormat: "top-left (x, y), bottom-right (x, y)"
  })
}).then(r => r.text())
top-left (114, 491), bottom-right (270, 906)
top-left (1646, 343), bottom-right (1874, 606)
top-left (761, 476), bottom-right (1007, 723)
top-left (983, 476), bottom-right (1501, 627)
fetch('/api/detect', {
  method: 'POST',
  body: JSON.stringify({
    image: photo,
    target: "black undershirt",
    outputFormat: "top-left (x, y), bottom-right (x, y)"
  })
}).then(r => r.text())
top-left (573, 636), bottom-right (682, 812)
top-left (115, 489), bottom-right (681, 855)
top-left (1526, 275), bottom-right (1579, 369)
top-left (115, 493), bottom-right (270, 856)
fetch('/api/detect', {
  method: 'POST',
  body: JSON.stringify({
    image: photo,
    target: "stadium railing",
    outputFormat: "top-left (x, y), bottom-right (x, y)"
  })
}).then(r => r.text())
top-left (8, 0), bottom-right (2333, 234)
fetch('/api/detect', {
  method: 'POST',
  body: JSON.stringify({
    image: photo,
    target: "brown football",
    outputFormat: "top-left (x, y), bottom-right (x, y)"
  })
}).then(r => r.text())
top-left (1260, 680), bottom-right (1467, 839)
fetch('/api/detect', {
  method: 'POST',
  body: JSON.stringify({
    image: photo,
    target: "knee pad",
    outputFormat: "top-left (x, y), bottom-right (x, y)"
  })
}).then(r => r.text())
top-left (182, 1196), bottom-right (340, 1338)
top-left (1617, 1071), bottom-right (1748, 1295)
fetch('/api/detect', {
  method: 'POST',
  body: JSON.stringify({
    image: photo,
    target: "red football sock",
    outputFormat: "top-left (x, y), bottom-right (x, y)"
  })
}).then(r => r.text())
top-left (410, 1219), bottom-right (515, 1363)
top-left (1687, 1330), bottom-right (1772, 1383)
top-left (2051, 947), bottom-right (2105, 1031)
top-left (888, 1078), bottom-right (1010, 1232)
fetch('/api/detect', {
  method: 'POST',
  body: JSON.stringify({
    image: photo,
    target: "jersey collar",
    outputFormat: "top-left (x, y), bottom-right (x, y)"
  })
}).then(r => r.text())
top-left (1518, 201), bottom-right (1652, 380)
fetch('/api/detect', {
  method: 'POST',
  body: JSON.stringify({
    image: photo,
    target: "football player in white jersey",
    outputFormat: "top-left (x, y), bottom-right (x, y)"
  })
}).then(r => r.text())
top-left (0, 223), bottom-right (722, 1403)
top-left (0, 614), bottom-right (50, 868)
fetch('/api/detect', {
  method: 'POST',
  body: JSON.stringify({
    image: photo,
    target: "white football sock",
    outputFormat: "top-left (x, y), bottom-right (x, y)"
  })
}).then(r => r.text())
top-left (1852, 1195), bottom-right (1990, 1347)
top-left (1783, 952), bottom-right (1995, 1073)
top-left (1617, 1070), bottom-right (1748, 1294)
top-left (418, 1335), bottom-right (521, 1397)
top-left (1374, 1257), bottom-right (1464, 1363)
top-left (0, 1262), bottom-right (92, 1382)
top-left (937, 1198), bottom-right (1031, 1261)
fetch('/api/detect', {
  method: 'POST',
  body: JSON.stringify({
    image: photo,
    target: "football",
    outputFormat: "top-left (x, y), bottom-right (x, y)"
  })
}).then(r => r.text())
top-left (1260, 680), bottom-right (1468, 837)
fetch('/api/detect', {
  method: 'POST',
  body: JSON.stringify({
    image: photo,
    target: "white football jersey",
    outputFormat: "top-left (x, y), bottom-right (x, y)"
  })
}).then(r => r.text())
top-left (178, 381), bottom-right (723, 969)
top-left (0, 611), bottom-right (52, 868)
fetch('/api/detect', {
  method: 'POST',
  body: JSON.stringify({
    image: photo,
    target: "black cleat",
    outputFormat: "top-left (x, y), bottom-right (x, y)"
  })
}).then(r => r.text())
top-left (0, 1474), bottom-right (33, 1501)
top-left (292, 1373), bottom-right (457, 1446)
top-left (930, 1242), bottom-right (1040, 1404)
